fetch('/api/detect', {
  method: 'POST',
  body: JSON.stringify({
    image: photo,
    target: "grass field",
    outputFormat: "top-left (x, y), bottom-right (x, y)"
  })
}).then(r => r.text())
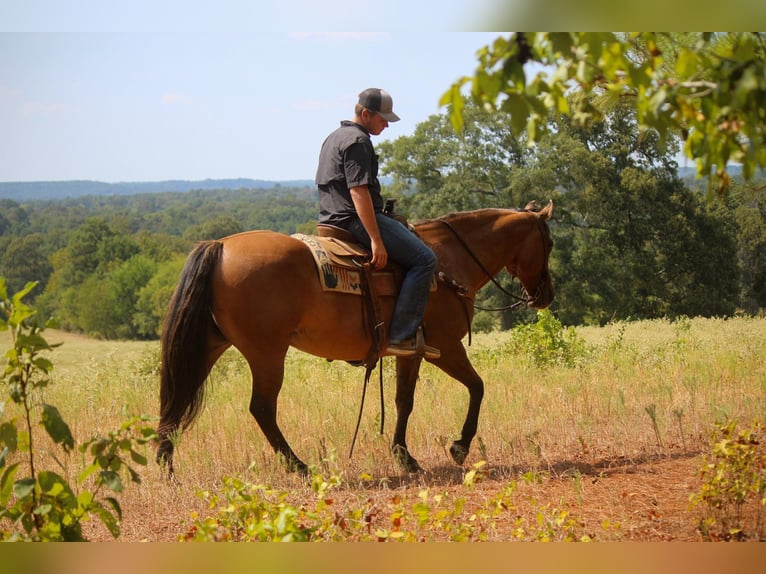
top-left (2, 316), bottom-right (764, 541)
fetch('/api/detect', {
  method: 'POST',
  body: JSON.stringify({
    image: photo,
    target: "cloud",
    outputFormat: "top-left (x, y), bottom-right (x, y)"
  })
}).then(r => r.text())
top-left (162, 92), bottom-right (188, 105)
top-left (288, 32), bottom-right (387, 41)
top-left (22, 101), bottom-right (65, 114)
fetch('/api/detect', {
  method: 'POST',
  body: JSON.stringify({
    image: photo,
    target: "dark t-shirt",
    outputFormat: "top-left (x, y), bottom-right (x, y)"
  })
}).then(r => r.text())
top-left (316, 120), bottom-right (383, 227)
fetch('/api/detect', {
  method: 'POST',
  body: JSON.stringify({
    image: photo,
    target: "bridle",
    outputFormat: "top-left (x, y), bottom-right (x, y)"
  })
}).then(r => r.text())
top-left (437, 215), bottom-right (551, 311)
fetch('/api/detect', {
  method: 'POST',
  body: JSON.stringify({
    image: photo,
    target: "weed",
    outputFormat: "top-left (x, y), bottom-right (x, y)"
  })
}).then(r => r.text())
top-left (689, 419), bottom-right (765, 541)
top-left (0, 279), bottom-right (156, 541)
top-left (504, 309), bottom-right (589, 368)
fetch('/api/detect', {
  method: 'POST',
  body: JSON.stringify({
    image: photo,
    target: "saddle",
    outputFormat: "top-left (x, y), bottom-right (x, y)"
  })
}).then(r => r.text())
top-left (293, 222), bottom-right (436, 366)
top-left (293, 226), bottom-right (402, 298)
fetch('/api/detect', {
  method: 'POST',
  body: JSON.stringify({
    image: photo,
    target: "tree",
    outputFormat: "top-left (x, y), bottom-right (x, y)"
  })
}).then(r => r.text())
top-left (382, 97), bottom-right (744, 325)
top-left (0, 234), bottom-right (52, 297)
top-left (378, 103), bottom-right (526, 218)
top-left (443, 32), bottom-right (766, 196)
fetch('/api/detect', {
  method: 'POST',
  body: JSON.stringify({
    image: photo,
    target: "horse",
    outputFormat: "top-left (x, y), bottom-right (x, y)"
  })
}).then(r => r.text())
top-left (157, 200), bottom-right (554, 475)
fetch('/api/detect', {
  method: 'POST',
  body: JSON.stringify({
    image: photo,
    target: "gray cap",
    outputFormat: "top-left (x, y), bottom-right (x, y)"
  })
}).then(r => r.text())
top-left (358, 88), bottom-right (400, 122)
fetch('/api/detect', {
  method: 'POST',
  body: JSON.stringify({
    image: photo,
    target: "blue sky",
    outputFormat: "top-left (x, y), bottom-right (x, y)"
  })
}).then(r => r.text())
top-left (0, 31), bottom-right (501, 182)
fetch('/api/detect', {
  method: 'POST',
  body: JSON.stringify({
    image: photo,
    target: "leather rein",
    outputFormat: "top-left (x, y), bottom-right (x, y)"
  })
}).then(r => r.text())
top-left (436, 217), bottom-right (549, 312)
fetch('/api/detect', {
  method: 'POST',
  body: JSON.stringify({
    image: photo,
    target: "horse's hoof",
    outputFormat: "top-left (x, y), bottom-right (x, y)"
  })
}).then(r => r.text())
top-left (288, 459), bottom-right (310, 477)
top-left (392, 445), bottom-right (423, 473)
top-left (156, 444), bottom-right (176, 479)
top-left (449, 442), bottom-right (469, 465)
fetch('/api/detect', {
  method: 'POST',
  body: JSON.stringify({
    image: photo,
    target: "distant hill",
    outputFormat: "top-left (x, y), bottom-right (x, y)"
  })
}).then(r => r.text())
top-left (0, 179), bottom-right (315, 201)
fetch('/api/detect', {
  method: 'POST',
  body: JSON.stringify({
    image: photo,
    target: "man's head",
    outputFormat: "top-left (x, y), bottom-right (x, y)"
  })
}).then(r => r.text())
top-left (357, 88), bottom-right (400, 122)
top-left (355, 88), bottom-right (400, 136)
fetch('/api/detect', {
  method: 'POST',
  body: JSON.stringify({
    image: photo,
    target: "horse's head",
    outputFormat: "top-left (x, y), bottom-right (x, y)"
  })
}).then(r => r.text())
top-left (508, 200), bottom-right (554, 309)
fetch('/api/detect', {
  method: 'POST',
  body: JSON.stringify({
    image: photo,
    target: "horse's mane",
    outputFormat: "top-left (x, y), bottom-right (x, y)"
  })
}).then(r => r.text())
top-left (413, 206), bottom-right (531, 229)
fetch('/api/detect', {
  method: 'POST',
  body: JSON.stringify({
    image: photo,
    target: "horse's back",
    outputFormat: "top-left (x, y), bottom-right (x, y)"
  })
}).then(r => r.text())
top-left (210, 230), bottom-right (381, 361)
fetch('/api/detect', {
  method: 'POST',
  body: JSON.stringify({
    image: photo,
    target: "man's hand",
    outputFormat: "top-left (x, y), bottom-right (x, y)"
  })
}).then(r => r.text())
top-left (349, 184), bottom-right (387, 270)
top-left (370, 237), bottom-right (388, 270)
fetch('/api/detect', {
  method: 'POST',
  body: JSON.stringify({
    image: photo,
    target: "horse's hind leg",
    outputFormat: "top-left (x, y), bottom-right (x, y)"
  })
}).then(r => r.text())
top-left (246, 352), bottom-right (309, 476)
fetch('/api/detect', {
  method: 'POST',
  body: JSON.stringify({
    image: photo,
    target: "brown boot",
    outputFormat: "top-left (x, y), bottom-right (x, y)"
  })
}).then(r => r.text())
top-left (385, 339), bottom-right (440, 360)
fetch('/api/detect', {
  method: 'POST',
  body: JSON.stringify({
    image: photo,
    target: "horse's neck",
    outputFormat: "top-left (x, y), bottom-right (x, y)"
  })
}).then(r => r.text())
top-left (424, 209), bottom-right (527, 292)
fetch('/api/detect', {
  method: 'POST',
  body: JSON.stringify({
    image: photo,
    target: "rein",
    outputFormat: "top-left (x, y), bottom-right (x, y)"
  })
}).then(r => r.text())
top-left (437, 219), bottom-right (531, 310)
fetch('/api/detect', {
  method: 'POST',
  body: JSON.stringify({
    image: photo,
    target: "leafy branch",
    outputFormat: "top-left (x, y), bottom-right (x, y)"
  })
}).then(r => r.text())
top-left (0, 277), bottom-right (157, 541)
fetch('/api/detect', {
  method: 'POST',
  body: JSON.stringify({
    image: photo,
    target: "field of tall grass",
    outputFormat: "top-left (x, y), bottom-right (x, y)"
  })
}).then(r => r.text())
top-left (2, 315), bottom-right (764, 541)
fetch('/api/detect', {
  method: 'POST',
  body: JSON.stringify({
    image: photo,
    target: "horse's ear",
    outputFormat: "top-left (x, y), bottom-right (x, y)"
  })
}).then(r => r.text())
top-left (539, 200), bottom-right (553, 221)
top-left (524, 200), bottom-right (536, 210)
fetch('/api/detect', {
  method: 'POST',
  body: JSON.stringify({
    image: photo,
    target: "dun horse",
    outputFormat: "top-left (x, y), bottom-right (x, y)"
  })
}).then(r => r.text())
top-left (157, 201), bottom-right (554, 475)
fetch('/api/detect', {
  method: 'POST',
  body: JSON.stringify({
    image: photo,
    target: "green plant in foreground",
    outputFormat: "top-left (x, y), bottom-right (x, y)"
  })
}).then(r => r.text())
top-left (183, 461), bottom-right (594, 542)
top-left (690, 419), bottom-right (766, 541)
top-left (0, 278), bottom-right (157, 541)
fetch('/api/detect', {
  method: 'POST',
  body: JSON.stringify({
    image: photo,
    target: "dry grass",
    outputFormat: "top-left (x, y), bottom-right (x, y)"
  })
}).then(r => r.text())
top-left (2, 316), bottom-right (764, 541)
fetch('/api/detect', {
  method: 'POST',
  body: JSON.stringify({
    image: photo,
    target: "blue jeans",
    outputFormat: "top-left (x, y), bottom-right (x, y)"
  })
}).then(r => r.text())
top-left (346, 214), bottom-right (437, 343)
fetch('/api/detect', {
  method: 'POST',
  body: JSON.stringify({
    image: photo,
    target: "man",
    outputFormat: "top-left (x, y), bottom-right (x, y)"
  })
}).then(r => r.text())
top-left (315, 88), bottom-right (439, 359)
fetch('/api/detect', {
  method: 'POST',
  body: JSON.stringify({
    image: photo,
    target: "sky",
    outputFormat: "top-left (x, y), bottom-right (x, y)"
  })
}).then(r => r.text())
top-left (0, 31), bottom-right (502, 183)
top-left (2, 2), bottom-right (760, 184)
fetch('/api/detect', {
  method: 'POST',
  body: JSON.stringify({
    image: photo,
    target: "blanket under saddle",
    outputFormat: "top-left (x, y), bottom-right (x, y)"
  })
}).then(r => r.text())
top-left (292, 233), bottom-right (400, 297)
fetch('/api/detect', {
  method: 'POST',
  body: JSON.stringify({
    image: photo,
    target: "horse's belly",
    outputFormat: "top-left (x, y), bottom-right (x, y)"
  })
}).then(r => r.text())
top-left (290, 294), bottom-right (396, 361)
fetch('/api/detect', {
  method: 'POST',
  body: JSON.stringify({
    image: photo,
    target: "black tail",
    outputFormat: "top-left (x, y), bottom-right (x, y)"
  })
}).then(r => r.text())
top-left (158, 240), bottom-right (223, 439)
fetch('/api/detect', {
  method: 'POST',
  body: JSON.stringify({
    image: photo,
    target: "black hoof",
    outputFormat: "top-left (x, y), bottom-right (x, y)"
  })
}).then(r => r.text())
top-left (285, 458), bottom-right (310, 477)
top-left (449, 442), bottom-right (469, 465)
top-left (156, 442), bottom-right (175, 478)
top-left (392, 444), bottom-right (424, 473)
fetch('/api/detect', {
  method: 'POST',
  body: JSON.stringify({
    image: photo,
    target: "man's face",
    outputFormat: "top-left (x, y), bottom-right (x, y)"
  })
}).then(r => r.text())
top-left (361, 109), bottom-right (389, 136)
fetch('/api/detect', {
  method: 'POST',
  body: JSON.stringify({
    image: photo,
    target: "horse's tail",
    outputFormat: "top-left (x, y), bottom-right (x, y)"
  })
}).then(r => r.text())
top-left (158, 240), bottom-right (223, 452)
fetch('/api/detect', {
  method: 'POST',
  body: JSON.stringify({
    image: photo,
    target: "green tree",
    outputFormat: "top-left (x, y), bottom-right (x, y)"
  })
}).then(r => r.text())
top-left (521, 107), bottom-right (740, 324)
top-left (378, 103), bottom-right (526, 218)
top-left (182, 214), bottom-right (243, 242)
top-left (731, 183), bottom-right (766, 313)
top-left (133, 256), bottom-right (186, 338)
top-left (444, 32), bottom-right (766, 196)
top-left (0, 234), bottom-right (52, 297)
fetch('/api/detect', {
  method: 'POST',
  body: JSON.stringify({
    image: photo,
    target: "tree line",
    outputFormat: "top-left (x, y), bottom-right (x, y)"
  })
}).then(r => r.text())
top-left (0, 187), bottom-right (317, 339)
top-left (1, 104), bottom-right (764, 339)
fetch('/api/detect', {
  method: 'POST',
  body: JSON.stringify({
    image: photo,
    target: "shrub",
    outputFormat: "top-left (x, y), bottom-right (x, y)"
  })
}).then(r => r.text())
top-left (689, 419), bottom-right (766, 541)
top-left (504, 309), bottom-right (589, 367)
top-left (0, 278), bottom-right (157, 541)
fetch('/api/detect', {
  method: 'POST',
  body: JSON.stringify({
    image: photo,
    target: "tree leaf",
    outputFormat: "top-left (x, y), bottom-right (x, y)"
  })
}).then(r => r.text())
top-left (41, 403), bottom-right (75, 453)
top-left (13, 477), bottom-right (36, 500)
top-left (1, 462), bottom-right (20, 505)
top-left (99, 470), bottom-right (123, 492)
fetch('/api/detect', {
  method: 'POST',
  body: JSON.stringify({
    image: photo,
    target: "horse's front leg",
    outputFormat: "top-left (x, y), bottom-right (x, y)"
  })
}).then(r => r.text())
top-left (392, 356), bottom-right (424, 473)
top-left (432, 344), bottom-right (485, 466)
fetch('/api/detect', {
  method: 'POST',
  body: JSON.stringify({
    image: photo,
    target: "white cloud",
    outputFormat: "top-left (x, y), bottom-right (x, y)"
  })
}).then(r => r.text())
top-left (22, 101), bottom-right (65, 114)
top-left (288, 32), bottom-right (387, 41)
top-left (161, 92), bottom-right (187, 105)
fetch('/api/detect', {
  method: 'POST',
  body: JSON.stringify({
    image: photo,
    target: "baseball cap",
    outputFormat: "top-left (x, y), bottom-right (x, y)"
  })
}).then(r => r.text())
top-left (358, 88), bottom-right (400, 122)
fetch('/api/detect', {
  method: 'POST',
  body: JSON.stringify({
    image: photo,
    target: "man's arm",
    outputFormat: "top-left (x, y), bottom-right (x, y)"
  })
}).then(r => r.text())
top-left (349, 185), bottom-right (387, 270)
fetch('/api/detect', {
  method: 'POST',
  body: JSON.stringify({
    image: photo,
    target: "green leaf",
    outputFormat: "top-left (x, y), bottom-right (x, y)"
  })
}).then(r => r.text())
top-left (91, 500), bottom-right (121, 538)
top-left (33, 503), bottom-right (52, 516)
top-left (1, 462), bottom-right (20, 505)
top-left (103, 495), bottom-right (123, 520)
top-left (130, 449), bottom-right (148, 466)
top-left (99, 470), bottom-right (123, 492)
top-left (13, 477), bottom-right (36, 500)
top-left (0, 421), bottom-right (18, 455)
top-left (11, 281), bottom-right (38, 306)
top-left (41, 404), bottom-right (75, 453)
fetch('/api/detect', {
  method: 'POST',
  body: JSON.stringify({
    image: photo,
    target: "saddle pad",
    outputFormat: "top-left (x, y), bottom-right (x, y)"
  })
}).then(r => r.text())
top-left (293, 233), bottom-right (398, 296)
